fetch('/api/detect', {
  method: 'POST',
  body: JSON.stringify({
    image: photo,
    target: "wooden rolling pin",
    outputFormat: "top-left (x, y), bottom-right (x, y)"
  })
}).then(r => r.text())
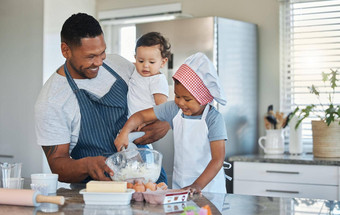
top-left (0, 188), bottom-right (65, 207)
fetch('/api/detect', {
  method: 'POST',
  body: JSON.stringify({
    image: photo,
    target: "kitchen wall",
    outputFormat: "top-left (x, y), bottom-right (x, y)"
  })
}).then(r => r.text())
top-left (43, 0), bottom-right (96, 83)
top-left (96, 0), bottom-right (280, 142)
top-left (0, 0), bottom-right (44, 177)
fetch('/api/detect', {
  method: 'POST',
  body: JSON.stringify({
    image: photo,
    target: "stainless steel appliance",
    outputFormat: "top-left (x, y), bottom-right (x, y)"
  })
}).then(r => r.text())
top-left (136, 16), bottom-right (258, 188)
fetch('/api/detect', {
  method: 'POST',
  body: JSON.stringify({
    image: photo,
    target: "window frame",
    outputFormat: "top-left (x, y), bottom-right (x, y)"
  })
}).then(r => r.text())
top-left (279, 0), bottom-right (340, 152)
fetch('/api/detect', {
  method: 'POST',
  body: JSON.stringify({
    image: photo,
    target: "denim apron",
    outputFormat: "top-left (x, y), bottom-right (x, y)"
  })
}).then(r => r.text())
top-left (64, 62), bottom-right (167, 183)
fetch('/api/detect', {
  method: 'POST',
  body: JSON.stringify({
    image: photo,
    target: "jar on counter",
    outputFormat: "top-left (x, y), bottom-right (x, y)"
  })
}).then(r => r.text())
top-left (289, 115), bottom-right (303, 154)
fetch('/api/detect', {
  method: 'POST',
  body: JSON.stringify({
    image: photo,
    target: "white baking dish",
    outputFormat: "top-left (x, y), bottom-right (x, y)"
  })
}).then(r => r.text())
top-left (80, 188), bottom-right (135, 205)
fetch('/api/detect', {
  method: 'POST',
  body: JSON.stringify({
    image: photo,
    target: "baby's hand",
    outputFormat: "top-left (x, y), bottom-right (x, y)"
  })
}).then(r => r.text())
top-left (136, 123), bottom-right (147, 131)
top-left (183, 183), bottom-right (203, 197)
top-left (114, 133), bottom-right (129, 152)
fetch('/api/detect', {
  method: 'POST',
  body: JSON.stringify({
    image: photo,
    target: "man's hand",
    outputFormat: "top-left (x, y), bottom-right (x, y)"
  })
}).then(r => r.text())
top-left (86, 156), bottom-right (113, 181)
top-left (134, 120), bottom-right (170, 145)
top-left (42, 144), bottom-right (113, 183)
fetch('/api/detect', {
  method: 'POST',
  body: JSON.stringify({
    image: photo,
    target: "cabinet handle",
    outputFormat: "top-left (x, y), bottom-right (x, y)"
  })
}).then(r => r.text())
top-left (266, 170), bottom-right (299, 174)
top-left (266, 189), bottom-right (299, 194)
top-left (0, 154), bottom-right (14, 158)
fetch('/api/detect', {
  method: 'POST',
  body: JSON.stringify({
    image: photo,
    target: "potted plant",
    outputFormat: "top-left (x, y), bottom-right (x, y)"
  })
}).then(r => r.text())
top-left (292, 69), bottom-right (340, 158)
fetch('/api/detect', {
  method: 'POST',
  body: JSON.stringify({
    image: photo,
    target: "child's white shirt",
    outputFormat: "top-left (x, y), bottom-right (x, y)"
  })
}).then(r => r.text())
top-left (127, 69), bottom-right (169, 117)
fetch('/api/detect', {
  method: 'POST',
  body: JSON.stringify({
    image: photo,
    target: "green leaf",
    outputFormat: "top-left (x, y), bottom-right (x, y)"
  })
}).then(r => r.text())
top-left (329, 69), bottom-right (338, 89)
top-left (294, 105), bottom-right (315, 129)
top-left (304, 105), bottom-right (315, 113)
top-left (308, 85), bottom-right (319, 96)
top-left (293, 69), bottom-right (340, 127)
top-left (326, 117), bottom-right (333, 126)
top-left (292, 107), bottom-right (300, 116)
top-left (322, 72), bottom-right (328, 82)
top-left (325, 104), bottom-right (337, 126)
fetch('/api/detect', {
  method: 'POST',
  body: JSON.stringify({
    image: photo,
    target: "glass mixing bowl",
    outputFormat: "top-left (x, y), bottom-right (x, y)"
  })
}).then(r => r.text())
top-left (105, 148), bottom-right (163, 183)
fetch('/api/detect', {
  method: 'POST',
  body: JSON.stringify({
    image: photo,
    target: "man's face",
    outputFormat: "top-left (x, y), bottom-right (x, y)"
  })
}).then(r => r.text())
top-left (66, 34), bottom-right (106, 79)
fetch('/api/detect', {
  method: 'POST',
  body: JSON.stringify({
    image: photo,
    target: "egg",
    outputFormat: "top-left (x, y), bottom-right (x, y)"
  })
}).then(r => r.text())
top-left (145, 182), bottom-right (157, 191)
top-left (133, 182), bottom-right (146, 192)
top-left (156, 182), bottom-right (168, 190)
top-left (127, 182), bottom-right (134, 189)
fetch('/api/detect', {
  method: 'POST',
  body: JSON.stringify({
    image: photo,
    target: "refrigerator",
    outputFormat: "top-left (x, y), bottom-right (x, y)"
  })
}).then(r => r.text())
top-left (136, 16), bottom-right (258, 189)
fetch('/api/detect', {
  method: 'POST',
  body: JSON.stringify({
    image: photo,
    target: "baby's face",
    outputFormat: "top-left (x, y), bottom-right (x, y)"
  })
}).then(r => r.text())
top-left (135, 45), bottom-right (167, 77)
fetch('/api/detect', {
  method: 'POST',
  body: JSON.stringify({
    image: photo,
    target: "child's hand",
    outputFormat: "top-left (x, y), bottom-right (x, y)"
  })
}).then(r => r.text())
top-left (136, 123), bottom-right (147, 131)
top-left (114, 133), bottom-right (129, 152)
top-left (183, 183), bottom-right (203, 197)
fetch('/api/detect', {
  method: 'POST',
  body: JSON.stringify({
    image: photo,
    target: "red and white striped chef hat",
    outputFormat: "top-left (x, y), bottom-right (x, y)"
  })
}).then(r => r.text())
top-left (173, 52), bottom-right (227, 106)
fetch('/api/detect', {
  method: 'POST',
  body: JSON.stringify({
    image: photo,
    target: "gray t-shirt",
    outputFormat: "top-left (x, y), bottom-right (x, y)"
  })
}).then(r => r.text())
top-left (34, 54), bottom-right (135, 153)
top-left (154, 101), bottom-right (228, 142)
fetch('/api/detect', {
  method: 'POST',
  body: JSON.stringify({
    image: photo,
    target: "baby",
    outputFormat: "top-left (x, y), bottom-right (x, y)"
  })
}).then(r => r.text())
top-left (127, 32), bottom-right (171, 118)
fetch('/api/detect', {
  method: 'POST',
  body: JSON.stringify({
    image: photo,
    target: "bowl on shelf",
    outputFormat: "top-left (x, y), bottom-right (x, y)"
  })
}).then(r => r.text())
top-left (105, 148), bottom-right (162, 183)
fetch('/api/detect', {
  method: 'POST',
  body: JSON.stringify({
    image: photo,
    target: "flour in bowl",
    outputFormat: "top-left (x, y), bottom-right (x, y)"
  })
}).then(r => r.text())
top-left (113, 161), bottom-right (161, 182)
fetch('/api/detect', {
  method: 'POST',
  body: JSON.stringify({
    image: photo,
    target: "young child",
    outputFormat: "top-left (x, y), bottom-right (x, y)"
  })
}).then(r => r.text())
top-left (127, 32), bottom-right (171, 118)
top-left (127, 32), bottom-right (170, 182)
top-left (115, 52), bottom-right (228, 194)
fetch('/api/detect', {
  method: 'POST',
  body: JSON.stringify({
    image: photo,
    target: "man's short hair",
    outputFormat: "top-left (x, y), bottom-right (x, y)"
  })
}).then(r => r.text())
top-left (61, 13), bottom-right (103, 47)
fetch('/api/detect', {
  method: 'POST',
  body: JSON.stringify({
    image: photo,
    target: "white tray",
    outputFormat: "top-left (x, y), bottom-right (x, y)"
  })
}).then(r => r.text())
top-left (80, 189), bottom-right (135, 205)
top-left (143, 189), bottom-right (189, 204)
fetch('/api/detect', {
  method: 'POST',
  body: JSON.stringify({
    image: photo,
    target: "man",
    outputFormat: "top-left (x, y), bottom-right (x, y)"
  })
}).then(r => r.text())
top-left (35, 13), bottom-right (169, 183)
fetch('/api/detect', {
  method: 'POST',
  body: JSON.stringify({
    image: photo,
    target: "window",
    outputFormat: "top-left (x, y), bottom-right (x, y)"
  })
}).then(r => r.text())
top-left (100, 24), bottom-right (136, 62)
top-left (119, 26), bottom-right (136, 62)
top-left (280, 0), bottom-right (340, 150)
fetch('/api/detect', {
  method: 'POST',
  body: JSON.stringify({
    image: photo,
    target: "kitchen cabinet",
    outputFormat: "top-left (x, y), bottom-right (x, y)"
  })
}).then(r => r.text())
top-left (233, 161), bottom-right (339, 200)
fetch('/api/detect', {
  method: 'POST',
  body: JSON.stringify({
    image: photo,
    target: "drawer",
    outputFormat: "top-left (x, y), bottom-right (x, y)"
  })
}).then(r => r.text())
top-left (234, 162), bottom-right (338, 185)
top-left (234, 180), bottom-right (338, 200)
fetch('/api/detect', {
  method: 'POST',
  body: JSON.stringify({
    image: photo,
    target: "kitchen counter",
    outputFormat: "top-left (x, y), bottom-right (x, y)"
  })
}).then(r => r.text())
top-left (1, 182), bottom-right (340, 214)
top-left (228, 152), bottom-right (340, 166)
top-left (228, 153), bottom-right (340, 200)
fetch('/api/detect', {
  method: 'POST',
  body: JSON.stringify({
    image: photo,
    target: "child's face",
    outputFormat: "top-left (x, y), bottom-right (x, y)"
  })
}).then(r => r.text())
top-left (135, 45), bottom-right (168, 77)
top-left (174, 82), bottom-right (206, 116)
